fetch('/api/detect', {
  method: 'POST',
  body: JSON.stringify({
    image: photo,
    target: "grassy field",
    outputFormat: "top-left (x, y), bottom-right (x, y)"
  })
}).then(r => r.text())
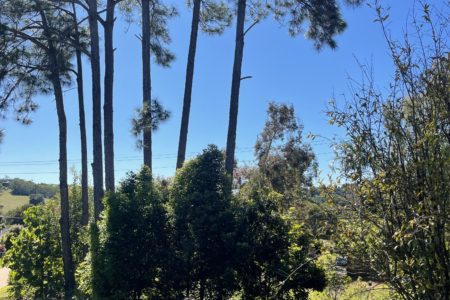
top-left (0, 190), bottom-right (29, 214)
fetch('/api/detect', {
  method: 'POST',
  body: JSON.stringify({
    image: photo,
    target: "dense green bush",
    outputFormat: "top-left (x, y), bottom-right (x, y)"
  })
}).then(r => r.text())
top-left (85, 146), bottom-right (325, 300)
top-left (91, 167), bottom-right (172, 299)
top-left (2, 146), bottom-right (326, 299)
top-left (170, 145), bottom-right (236, 298)
top-left (2, 183), bottom-right (88, 299)
top-left (3, 201), bottom-right (65, 299)
top-left (0, 224), bottom-right (23, 253)
top-left (234, 185), bottom-right (326, 299)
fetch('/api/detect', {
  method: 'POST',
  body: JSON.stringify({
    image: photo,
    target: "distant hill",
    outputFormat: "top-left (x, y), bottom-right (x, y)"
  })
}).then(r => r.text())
top-left (0, 178), bottom-right (58, 198)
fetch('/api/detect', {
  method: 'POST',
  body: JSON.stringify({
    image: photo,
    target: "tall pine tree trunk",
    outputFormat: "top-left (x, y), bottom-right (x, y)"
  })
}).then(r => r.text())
top-left (225, 0), bottom-right (246, 176)
top-left (87, 0), bottom-right (104, 219)
top-left (104, 0), bottom-right (115, 192)
top-left (142, 0), bottom-right (152, 170)
top-left (72, 3), bottom-right (89, 226)
top-left (176, 0), bottom-right (201, 169)
top-left (39, 11), bottom-right (75, 298)
top-left (52, 69), bottom-right (75, 300)
top-left (75, 41), bottom-right (89, 226)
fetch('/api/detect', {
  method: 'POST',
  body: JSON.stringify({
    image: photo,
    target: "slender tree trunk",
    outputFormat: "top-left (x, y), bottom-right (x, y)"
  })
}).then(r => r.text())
top-left (76, 47), bottom-right (89, 226)
top-left (199, 278), bottom-right (205, 300)
top-left (104, 0), bottom-right (115, 192)
top-left (176, 0), bottom-right (201, 169)
top-left (39, 11), bottom-right (75, 298)
top-left (87, 0), bottom-right (104, 219)
top-left (142, 0), bottom-right (152, 170)
top-left (225, 0), bottom-right (246, 176)
top-left (72, 4), bottom-right (89, 226)
top-left (53, 70), bottom-right (75, 300)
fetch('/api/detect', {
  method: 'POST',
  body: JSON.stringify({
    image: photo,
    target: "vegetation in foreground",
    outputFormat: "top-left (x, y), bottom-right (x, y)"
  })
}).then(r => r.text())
top-left (2, 145), bottom-right (327, 299)
top-left (0, 286), bottom-right (9, 300)
top-left (0, 0), bottom-right (448, 299)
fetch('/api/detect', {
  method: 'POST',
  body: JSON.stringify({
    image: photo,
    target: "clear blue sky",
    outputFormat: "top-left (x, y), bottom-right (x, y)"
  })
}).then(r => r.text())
top-left (0, 1), bottom-right (441, 184)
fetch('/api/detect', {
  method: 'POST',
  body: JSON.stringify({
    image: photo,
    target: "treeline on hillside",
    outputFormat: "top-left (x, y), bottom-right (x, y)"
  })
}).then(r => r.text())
top-left (0, 178), bottom-right (58, 198)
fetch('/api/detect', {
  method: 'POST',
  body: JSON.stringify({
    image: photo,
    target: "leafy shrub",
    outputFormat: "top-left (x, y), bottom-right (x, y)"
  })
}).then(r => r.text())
top-left (0, 224), bottom-right (23, 252)
top-left (3, 201), bottom-right (64, 299)
top-left (4, 204), bottom-right (32, 225)
top-left (91, 167), bottom-right (171, 299)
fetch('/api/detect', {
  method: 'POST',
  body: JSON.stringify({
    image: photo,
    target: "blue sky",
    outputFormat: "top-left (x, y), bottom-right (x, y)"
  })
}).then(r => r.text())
top-left (0, 0), bottom-right (439, 184)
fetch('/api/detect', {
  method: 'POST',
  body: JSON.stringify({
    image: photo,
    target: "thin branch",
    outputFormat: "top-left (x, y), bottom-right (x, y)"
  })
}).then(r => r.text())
top-left (244, 19), bottom-right (260, 36)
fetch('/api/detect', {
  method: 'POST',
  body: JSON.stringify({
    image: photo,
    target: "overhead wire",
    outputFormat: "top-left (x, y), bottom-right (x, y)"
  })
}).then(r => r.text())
top-left (0, 142), bottom-right (337, 175)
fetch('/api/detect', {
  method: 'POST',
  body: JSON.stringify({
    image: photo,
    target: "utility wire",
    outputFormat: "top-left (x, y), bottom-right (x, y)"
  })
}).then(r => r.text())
top-left (0, 147), bottom-right (256, 166)
top-left (0, 142), bottom-right (334, 167)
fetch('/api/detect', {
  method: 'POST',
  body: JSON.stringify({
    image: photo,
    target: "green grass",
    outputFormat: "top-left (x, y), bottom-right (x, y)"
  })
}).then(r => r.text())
top-left (0, 190), bottom-right (29, 214)
top-left (0, 286), bottom-right (10, 299)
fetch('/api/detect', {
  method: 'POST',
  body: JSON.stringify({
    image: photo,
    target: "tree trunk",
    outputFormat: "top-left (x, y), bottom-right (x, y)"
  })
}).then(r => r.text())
top-left (39, 11), bottom-right (75, 298)
top-left (53, 70), bottom-right (75, 300)
top-left (72, 3), bottom-right (89, 226)
top-left (76, 43), bottom-right (89, 226)
top-left (87, 0), bottom-right (104, 219)
top-left (225, 0), bottom-right (246, 176)
top-left (142, 0), bottom-right (152, 170)
top-left (104, 0), bottom-right (115, 192)
top-left (199, 278), bottom-right (205, 300)
top-left (176, 0), bottom-right (201, 169)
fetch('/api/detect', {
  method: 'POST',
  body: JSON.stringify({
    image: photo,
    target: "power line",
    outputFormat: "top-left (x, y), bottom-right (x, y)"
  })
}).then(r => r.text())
top-left (0, 148), bottom-right (255, 167)
top-left (0, 166), bottom-right (174, 175)
top-left (0, 142), bottom-right (334, 167)
top-left (0, 144), bottom-right (336, 176)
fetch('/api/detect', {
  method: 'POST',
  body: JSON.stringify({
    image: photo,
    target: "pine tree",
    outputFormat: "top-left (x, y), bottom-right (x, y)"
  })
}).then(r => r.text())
top-left (141, 0), bottom-right (175, 170)
top-left (120, 0), bottom-right (175, 170)
top-left (85, 0), bottom-right (105, 219)
top-left (103, 0), bottom-right (116, 192)
top-left (70, 2), bottom-right (90, 226)
top-left (0, 1), bottom-right (82, 296)
top-left (225, 0), bottom-right (363, 176)
top-left (176, 0), bottom-right (232, 169)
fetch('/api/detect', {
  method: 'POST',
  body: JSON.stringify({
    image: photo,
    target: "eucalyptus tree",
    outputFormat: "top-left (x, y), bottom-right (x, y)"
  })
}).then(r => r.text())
top-left (0, 0), bottom-right (79, 296)
top-left (121, 0), bottom-right (175, 170)
top-left (176, 0), bottom-right (232, 169)
top-left (255, 102), bottom-right (316, 209)
top-left (225, 0), bottom-right (363, 176)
